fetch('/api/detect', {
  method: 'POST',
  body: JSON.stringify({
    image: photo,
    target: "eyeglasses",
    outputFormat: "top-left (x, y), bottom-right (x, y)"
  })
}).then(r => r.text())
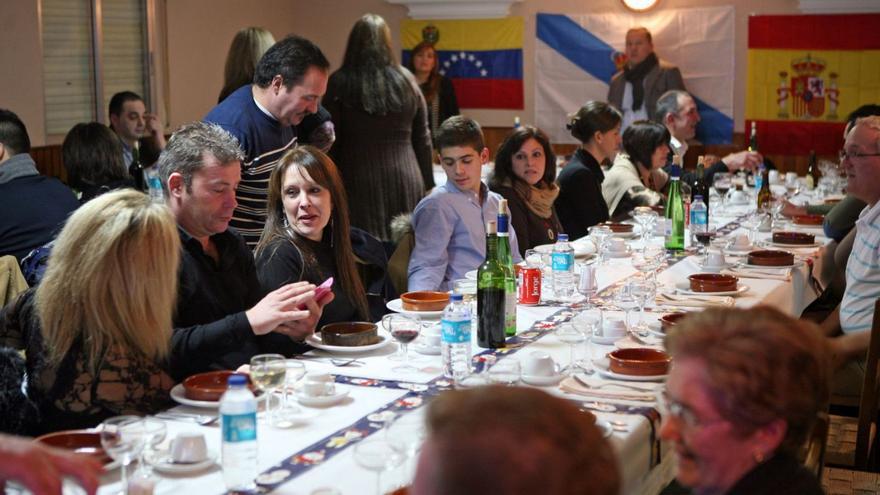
top-left (657, 390), bottom-right (726, 430)
top-left (839, 150), bottom-right (880, 162)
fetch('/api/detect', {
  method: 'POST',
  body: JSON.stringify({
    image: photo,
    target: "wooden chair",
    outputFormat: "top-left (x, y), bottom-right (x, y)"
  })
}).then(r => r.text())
top-left (826, 299), bottom-right (880, 470)
top-left (803, 411), bottom-right (830, 477)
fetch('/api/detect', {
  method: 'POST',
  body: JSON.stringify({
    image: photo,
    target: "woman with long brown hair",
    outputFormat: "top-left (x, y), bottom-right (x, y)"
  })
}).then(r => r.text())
top-left (406, 41), bottom-right (459, 142)
top-left (255, 146), bottom-right (395, 326)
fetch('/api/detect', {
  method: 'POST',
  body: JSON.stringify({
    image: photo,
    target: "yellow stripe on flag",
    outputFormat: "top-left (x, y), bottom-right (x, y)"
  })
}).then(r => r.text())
top-left (401, 18), bottom-right (523, 51)
top-left (746, 48), bottom-right (880, 122)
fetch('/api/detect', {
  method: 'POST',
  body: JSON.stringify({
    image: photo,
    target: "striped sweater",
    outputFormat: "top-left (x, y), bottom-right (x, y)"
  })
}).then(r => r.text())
top-left (841, 200), bottom-right (880, 334)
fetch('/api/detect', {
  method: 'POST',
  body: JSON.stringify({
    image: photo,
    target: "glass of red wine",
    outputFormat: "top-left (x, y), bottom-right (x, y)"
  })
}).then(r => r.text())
top-left (382, 313), bottom-right (422, 373)
top-left (694, 229), bottom-right (717, 264)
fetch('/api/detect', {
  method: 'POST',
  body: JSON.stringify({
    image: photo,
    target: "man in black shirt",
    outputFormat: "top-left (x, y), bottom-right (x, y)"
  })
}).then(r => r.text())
top-left (158, 122), bottom-right (330, 379)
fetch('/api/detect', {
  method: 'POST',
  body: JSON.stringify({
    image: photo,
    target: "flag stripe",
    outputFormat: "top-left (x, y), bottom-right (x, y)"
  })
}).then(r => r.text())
top-left (402, 49), bottom-right (523, 80)
top-left (749, 14), bottom-right (880, 50)
top-left (401, 18), bottom-right (523, 51)
top-left (696, 97), bottom-right (735, 146)
top-left (746, 119), bottom-right (845, 155)
top-left (453, 79), bottom-right (523, 109)
top-left (536, 13), bottom-right (617, 83)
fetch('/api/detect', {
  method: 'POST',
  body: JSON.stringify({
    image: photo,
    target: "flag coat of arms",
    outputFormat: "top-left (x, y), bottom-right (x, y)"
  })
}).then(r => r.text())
top-left (746, 14), bottom-right (880, 155)
top-left (535, 7), bottom-right (734, 145)
top-left (401, 18), bottom-right (524, 110)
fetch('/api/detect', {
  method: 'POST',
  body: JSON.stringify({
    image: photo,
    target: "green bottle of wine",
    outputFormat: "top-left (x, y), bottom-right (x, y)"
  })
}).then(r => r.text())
top-left (477, 221), bottom-right (506, 349)
top-left (496, 199), bottom-right (517, 337)
top-left (665, 164), bottom-right (685, 251)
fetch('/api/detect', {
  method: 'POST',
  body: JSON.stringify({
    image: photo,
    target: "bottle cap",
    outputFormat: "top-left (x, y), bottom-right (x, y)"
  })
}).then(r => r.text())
top-left (486, 221), bottom-right (497, 235)
top-left (228, 374), bottom-right (248, 386)
top-left (694, 195), bottom-right (703, 201)
top-left (450, 293), bottom-right (463, 302)
top-left (558, 233), bottom-right (569, 242)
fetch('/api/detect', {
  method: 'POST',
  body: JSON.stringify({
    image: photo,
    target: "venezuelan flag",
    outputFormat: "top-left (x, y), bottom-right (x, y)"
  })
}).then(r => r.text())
top-left (401, 18), bottom-right (524, 110)
top-left (746, 14), bottom-right (880, 155)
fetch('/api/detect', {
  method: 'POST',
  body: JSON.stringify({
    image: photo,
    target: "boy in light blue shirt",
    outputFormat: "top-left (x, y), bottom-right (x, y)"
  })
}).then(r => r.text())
top-left (408, 116), bottom-right (520, 291)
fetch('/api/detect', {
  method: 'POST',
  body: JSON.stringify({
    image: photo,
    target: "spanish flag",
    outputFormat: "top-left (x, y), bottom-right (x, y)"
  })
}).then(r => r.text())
top-left (746, 14), bottom-right (880, 155)
top-left (402, 18), bottom-right (524, 110)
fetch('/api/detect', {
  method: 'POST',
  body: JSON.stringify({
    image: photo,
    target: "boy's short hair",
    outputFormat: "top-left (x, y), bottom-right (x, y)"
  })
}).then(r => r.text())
top-left (434, 116), bottom-right (485, 153)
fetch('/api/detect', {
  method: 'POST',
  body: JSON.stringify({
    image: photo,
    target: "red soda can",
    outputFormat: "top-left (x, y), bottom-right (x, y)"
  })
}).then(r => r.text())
top-left (518, 265), bottom-right (541, 305)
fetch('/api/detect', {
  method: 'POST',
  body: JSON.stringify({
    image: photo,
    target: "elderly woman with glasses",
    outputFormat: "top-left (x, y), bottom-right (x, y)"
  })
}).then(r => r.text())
top-left (660, 306), bottom-right (829, 495)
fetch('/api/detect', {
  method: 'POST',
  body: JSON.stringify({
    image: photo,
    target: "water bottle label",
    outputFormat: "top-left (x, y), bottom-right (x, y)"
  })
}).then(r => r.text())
top-left (222, 412), bottom-right (257, 442)
top-left (551, 252), bottom-right (573, 271)
top-left (441, 319), bottom-right (470, 344)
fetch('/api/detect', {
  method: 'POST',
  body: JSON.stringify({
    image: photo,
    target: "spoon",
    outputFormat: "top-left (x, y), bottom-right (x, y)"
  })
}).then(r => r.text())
top-left (155, 413), bottom-right (218, 426)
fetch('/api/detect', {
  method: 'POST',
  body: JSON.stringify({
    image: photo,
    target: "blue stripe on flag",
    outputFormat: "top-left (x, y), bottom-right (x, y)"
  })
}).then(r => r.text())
top-left (402, 49), bottom-right (522, 80)
top-left (536, 13), bottom-right (734, 145)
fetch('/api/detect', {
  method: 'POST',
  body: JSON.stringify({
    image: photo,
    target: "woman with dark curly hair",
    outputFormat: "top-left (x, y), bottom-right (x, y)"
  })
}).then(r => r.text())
top-left (489, 125), bottom-right (563, 256)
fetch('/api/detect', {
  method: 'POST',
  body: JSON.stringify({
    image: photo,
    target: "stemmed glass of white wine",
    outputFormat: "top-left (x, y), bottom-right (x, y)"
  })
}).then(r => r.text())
top-left (250, 353), bottom-right (287, 425)
top-left (100, 416), bottom-right (146, 495)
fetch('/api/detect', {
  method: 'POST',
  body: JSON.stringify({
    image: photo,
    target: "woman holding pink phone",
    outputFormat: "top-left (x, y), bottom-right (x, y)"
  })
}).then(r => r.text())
top-left (255, 146), bottom-right (396, 327)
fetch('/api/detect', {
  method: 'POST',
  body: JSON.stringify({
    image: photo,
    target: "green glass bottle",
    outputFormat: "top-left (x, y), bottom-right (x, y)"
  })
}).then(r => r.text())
top-left (128, 140), bottom-right (147, 192)
top-left (496, 199), bottom-right (517, 337)
top-left (665, 164), bottom-right (685, 251)
top-left (477, 221), bottom-right (506, 349)
top-left (757, 167), bottom-right (772, 213)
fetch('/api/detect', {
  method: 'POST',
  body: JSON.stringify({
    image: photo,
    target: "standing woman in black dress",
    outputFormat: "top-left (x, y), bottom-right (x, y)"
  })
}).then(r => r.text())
top-left (555, 101), bottom-right (622, 240)
top-left (407, 41), bottom-right (460, 142)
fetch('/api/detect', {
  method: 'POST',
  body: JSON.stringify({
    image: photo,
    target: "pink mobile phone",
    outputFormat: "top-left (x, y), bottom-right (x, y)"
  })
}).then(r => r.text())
top-left (297, 277), bottom-right (333, 310)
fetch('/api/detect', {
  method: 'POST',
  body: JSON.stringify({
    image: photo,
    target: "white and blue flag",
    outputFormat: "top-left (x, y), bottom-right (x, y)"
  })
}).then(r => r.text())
top-left (535, 7), bottom-right (734, 145)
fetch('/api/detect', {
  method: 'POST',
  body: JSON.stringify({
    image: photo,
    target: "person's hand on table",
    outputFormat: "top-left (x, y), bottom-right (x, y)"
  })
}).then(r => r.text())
top-left (0, 433), bottom-right (102, 495)
top-left (246, 281), bottom-right (317, 335)
top-left (782, 200), bottom-right (807, 217)
top-left (273, 290), bottom-right (334, 342)
top-left (720, 151), bottom-right (763, 172)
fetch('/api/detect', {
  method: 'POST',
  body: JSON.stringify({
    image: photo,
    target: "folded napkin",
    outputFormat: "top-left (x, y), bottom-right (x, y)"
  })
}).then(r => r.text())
top-left (656, 292), bottom-right (735, 308)
top-left (721, 267), bottom-right (791, 281)
top-left (559, 375), bottom-right (657, 402)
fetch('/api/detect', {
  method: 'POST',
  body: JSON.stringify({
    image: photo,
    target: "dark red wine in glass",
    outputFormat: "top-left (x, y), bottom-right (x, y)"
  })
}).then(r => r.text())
top-left (392, 329), bottom-right (420, 344)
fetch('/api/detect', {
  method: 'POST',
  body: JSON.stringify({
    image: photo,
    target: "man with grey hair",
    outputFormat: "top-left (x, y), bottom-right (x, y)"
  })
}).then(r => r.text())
top-left (655, 89), bottom-right (762, 184)
top-left (159, 122), bottom-right (331, 379)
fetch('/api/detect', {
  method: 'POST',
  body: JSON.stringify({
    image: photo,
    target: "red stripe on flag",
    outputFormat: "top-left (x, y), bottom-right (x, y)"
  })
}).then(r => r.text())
top-left (746, 119), bottom-right (845, 156)
top-left (749, 14), bottom-right (880, 50)
top-left (452, 79), bottom-right (524, 110)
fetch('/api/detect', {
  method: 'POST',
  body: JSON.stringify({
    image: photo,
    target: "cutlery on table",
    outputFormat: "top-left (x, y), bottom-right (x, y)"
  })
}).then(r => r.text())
top-left (155, 413), bottom-right (218, 426)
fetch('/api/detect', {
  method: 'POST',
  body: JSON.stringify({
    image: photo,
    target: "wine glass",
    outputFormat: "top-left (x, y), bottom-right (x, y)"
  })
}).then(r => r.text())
top-left (713, 172), bottom-right (732, 207)
top-left (557, 323), bottom-right (587, 375)
top-left (382, 314), bottom-right (422, 373)
top-left (693, 229), bottom-right (717, 264)
top-left (386, 412), bottom-right (427, 483)
top-left (250, 353), bottom-right (287, 425)
top-left (613, 284), bottom-right (639, 332)
top-left (571, 311), bottom-right (600, 373)
top-left (632, 206), bottom-right (658, 249)
top-left (628, 279), bottom-right (656, 336)
top-left (135, 417), bottom-right (167, 479)
top-left (354, 437), bottom-right (405, 495)
top-left (589, 225), bottom-right (612, 266)
top-left (576, 261), bottom-right (598, 309)
top-left (100, 416), bottom-right (146, 495)
top-left (632, 245), bottom-right (664, 284)
top-left (784, 174), bottom-right (801, 197)
top-left (487, 359), bottom-right (521, 385)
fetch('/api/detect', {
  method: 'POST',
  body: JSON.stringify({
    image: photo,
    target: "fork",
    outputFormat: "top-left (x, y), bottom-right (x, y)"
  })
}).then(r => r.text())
top-left (155, 412), bottom-right (218, 426)
top-left (573, 374), bottom-right (659, 393)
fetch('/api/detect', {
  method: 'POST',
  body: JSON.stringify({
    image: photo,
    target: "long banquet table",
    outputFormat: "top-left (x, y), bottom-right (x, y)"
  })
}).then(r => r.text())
top-left (90, 197), bottom-right (830, 495)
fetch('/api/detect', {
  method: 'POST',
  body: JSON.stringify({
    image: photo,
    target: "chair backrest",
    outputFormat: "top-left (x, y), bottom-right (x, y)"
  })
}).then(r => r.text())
top-left (803, 411), bottom-right (829, 477)
top-left (854, 298), bottom-right (880, 469)
top-left (387, 229), bottom-right (414, 296)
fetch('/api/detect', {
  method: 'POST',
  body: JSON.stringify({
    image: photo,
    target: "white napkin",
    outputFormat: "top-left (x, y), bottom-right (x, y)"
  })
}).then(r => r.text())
top-left (656, 292), bottom-right (735, 308)
top-left (721, 267), bottom-right (791, 281)
top-left (559, 375), bottom-right (657, 402)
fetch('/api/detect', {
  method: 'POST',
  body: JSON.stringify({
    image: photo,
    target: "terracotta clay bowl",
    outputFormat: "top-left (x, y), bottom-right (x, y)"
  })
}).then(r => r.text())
top-left (608, 348), bottom-right (672, 376)
top-left (688, 273), bottom-right (738, 293)
top-left (320, 321), bottom-right (379, 347)
top-left (401, 291), bottom-right (449, 312)
top-left (747, 250), bottom-right (795, 267)
top-left (36, 430), bottom-right (111, 465)
top-left (659, 312), bottom-right (689, 332)
top-left (792, 214), bottom-right (824, 226)
top-left (183, 371), bottom-right (255, 402)
top-left (601, 222), bottom-right (635, 233)
top-left (772, 231), bottom-right (815, 245)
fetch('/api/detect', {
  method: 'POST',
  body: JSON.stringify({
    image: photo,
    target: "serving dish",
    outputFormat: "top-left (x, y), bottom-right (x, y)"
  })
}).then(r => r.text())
top-left (35, 430), bottom-right (115, 468)
top-left (792, 214), bottom-right (824, 226)
top-left (319, 322), bottom-right (379, 347)
top-left (659, 312), bottom-right (688, 332)
top-left (184, 371), bottom-right (255, 402)
top-left (400, 291), bottom-right (449, 312)
top-left (772, 231), bottom-right (815, 245)
top-left (607, 348), bottom-right (671, 376)
top-left (747, 250), bottom-right (794, 267)
top-left (688, 273), bottom-right (738, 293)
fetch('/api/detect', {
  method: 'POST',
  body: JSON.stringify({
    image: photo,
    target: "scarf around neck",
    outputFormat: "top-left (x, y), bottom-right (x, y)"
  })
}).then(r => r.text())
top-left (505, 177), bottom-right (559, 219)
top-left (623, 52), bottom-right (659, 112)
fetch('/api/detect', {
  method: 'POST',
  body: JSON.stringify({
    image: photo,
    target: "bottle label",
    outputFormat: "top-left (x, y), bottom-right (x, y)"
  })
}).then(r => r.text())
top-left (551, 252), bottom-right (573, 271)
top-left (441, 319), bottom-right (470, 344)
top-left (222, 412), bottom-right (257, 443)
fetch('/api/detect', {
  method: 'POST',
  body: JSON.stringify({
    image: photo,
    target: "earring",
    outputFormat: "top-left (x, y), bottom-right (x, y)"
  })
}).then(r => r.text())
top-left (752, 450), bottom-right (765, 463)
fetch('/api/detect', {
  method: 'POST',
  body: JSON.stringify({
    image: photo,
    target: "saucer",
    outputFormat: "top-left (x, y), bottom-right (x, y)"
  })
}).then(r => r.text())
top-left (698, 261), bottom-right (733, 273)
top-left (170, 384), bottom-right (219, 409)
top-left (146, 449), bottom-right (217, 475)
top-left (521, 372), bottom-right (565, 386)
top-left (295, 389), bottom-right (350, 407)
top-left (606, 247), bottom-right (632, 259)
top-left (592, 331), bottom-right (626, 345)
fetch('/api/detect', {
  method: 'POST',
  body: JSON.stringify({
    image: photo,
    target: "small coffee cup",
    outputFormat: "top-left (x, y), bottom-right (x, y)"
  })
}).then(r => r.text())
top-left (602, 316), bottom-right (627, 338)
top-left (171, 432), bottom-right (207, 464)
top-left (731, 234), bottom-right (750, 248)
top-left (706, 250), bottom-right (726, 267)
top-left (522, 351), bottom-right (557, 377)
top-left (768, 169), bottom-right (780, 184)
top-left (302, 372), bottom-right (335, 397)
top-left (607, 237), bottom-right (627, 253)
top-left (422, 324), bottom-right (441, 349)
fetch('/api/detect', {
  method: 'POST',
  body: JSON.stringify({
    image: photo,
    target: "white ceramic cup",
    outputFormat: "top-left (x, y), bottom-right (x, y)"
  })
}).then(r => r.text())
top-left (522, 351), bottom-right (556, 377)
top-left (602, 316), bottom-right (627, 338)
top-left (731, 233), bottom-right (750, 248)
top-left (607, 237), bottom-right (627, 253)
top-left (302, 372), bottom-right (335, 397)
top-left (171, 432), bottom-right (207, 464)
top-left (785, 171), bottom-right (798, 183)
top-left (421, 324), bottom-right (441, 349)
top-left (768, 169), bottom-right (780, 184)
top-left (706, 250), bottom-right (726, 267)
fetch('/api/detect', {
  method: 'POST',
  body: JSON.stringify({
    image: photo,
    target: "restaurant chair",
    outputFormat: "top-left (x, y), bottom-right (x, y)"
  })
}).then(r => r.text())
top-left (387, 213), bottom-right (414, 295)
top-left (825, 299), bottom-right (880, 471)
top-left (0, 256), bottom-right (28, 307)
top-left (802, 411), bottom-right (829, 477)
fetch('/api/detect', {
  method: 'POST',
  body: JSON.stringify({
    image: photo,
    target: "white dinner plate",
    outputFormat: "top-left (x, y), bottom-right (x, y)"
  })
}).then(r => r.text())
top-left (765, 240), bottom-right (822, 249)
top-left (674, 281), bottom-right (750, 297)
top-left (146, 449), bottom-right (217, 475)
top-left (737, 260), bottom-right (803, 270)
top-left (533, 241), bottom-right (596, 258)
top-left (594, 360), bottom-right (667, 382)
top-left (611, 230), bottom-right (638, 239)
top-left (725, 246), bottom-right (756, 255)
top-left (591, 331), bottom-right (627, 346)
top-left (169, 383), bottom-right (220, 409)
top-left (606, 247), bottom-right (632, 259)
top-left (305, 330), bottom-right (393, 354)
top-left (386, 298), bottom-right (444, 318)
top-left (294, 389), bottom-right (350, 407)
top-left (697, 261), bottom-right (734, 273)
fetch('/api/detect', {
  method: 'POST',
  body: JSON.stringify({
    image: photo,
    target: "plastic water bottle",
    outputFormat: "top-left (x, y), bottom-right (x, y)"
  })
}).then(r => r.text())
top-left (690, 195), bottom-right (708, 245)
top-left (144, 167), bottom-right (164, 203)
top-left (442, 293), bottom-right (472, 380)
top-left (220, 374), bottom-right (258, 492)
top-left (552, 234), bottom-right (575, 299)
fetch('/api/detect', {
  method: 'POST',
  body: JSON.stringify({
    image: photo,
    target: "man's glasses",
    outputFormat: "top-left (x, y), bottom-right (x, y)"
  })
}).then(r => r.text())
top-left (839, 150), bottom-right (880, 162)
